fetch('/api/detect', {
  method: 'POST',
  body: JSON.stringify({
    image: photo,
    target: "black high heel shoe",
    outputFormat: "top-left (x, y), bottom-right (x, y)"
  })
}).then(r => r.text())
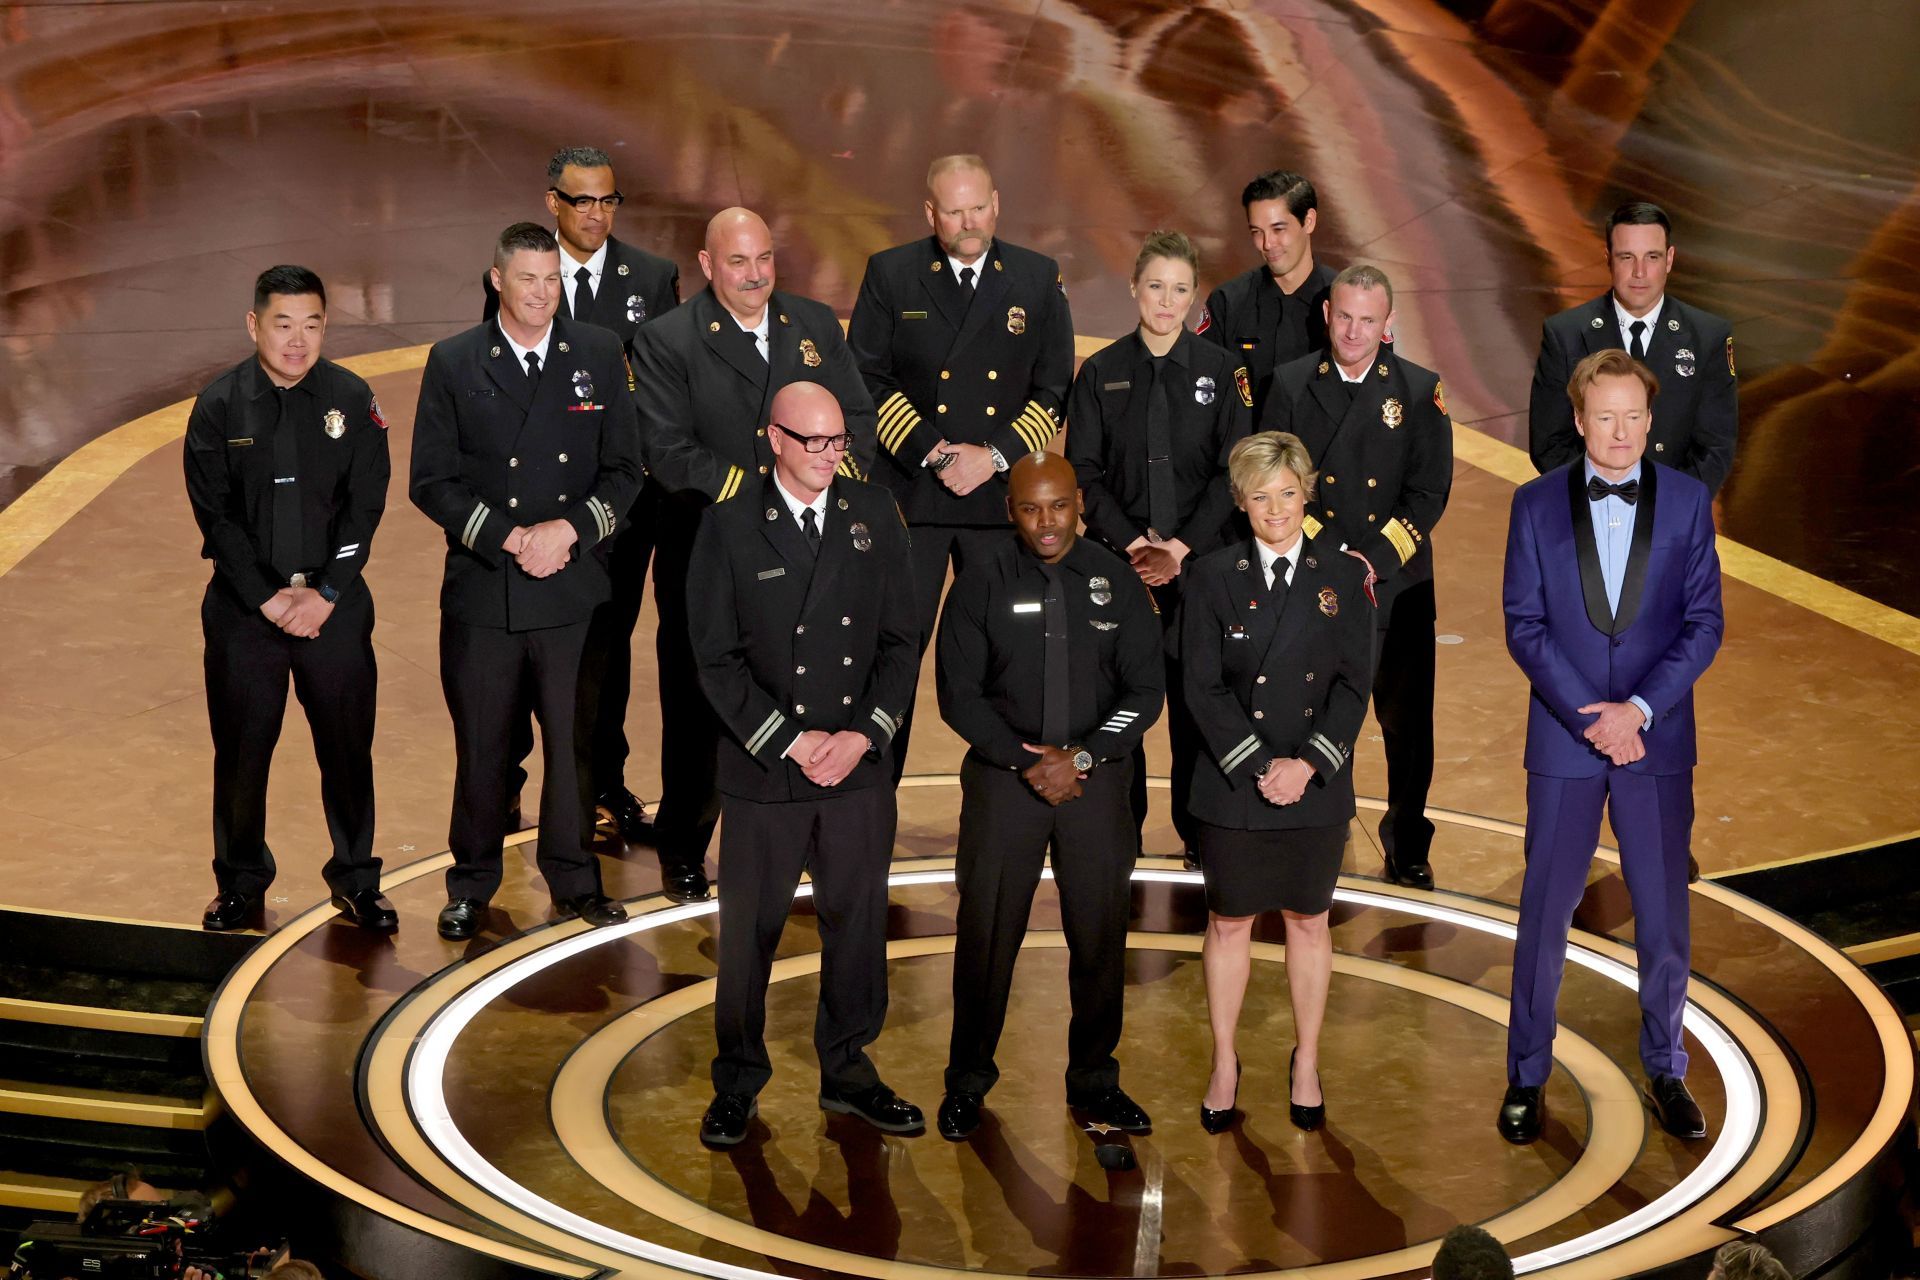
top-left (1289, 1047), bottom-right (1325, 1132)
top-left (1199, 1056), bottom-right (1242, 1134)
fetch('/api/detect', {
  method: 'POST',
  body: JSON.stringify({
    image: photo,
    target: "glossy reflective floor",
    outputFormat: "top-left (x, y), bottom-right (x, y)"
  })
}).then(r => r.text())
top-left (1, 0), bottom-right (1918, 608)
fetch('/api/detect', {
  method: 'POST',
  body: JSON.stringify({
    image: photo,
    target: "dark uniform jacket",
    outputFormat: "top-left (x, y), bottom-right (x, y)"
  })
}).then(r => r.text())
top-left (1198, 261), bottom-right (1337, 424)
top-left (1065, 328), bottom-right (1253, 559)
top-left (480, 235), bottom-right (681, 345)
top-left (687, 476), bottom-right (918, 802)
top-left (183, 356), bottom-right (389, 610)
top-left (936, 537), bottom-right (1164, 770)
top-left (1261, 346), bottom-right (1453, 607)
top-left (631, 287), bottom-right (875, 513)
top-left (1528, 292), bottom-right (1738, 495)
top-left (1179, 537), bottom-right (1373, 830)
top-left (408, 316), bottom-right (642, 630)
top-left (849, 236), bottom-right (1075, 527)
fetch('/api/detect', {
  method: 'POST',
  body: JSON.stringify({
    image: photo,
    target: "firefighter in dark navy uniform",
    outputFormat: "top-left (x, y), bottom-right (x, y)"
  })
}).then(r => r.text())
top-left (932, 452), bottom-right (1164, 1142)
top-left (848, 155), bottom-right (1075, 779)
top-left (185, 265), bottom-right (393, 934)
top-left (630, 207), bottom-right (876, 906)
top-left (1260, 264), bottom-right (1453, 891)
top-left (481, 146), bottom-right (682, 847)
top-left (410, 223), bottom-right (643, 941)
top-left (1066, 229), bottom-right (1252, 856)
top-left (1197, 171), bottom-right (1338, 426)
top-left (685, 382), bottom-right (921, 1148)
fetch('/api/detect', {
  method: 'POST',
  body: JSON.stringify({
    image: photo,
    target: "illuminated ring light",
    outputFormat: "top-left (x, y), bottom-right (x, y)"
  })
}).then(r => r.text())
top-left (402, 865), bottom-right (1765, 1277)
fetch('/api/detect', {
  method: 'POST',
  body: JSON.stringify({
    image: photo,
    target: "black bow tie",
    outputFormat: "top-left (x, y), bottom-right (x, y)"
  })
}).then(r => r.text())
top-left (1587, 476), bottom-right (1640, 505)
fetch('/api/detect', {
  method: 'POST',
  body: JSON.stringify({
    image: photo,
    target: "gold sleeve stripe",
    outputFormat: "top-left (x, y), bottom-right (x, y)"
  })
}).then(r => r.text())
top-left (835, 455), bottom-right (863, 479)
top-left (1013, 403), bottom-right (1057, 453)
top-left (877, 393), bottom-right (922, 453)
top-left (717, 465), bottom-right (745, 502)
top-left (1384, 517), bottom-right (1418, 565)
top-left (1302, 514), bottom-right (1324, 540)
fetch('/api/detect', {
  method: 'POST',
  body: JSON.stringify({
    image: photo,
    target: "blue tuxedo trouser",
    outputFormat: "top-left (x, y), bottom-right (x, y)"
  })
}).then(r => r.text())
top-left (1506, 768), bottom-right (1693, 1087)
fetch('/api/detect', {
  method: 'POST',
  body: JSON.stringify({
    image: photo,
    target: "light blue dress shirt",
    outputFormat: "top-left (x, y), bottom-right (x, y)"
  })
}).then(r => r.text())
top-left (1584, 458), bottom-right (1653, 729)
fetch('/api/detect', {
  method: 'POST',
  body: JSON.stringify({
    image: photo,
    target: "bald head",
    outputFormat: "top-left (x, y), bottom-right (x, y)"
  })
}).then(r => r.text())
top-left (767, 381), bottom-right (852, 501)
top-left (770, 380), bottom-right (843, 433)
top-left (1006, 452), bottom-right (1079, 562)
top-left (700, 207), bottom-right (776, 323)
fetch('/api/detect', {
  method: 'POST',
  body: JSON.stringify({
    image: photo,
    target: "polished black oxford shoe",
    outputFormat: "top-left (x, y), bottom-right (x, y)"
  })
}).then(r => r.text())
top-left (331, 889), bottom-right (398, 932)
top-left (701, 1092), bottom-right (757, 1147)
top-left (1067, 1086), bottom-right (1152, 1133)
top-left (1384, 855), bottom-right (1435, 890)
top-left (1646, 1074), bottom-right (1707, 1140)
top-left (662, 866), bottom-right (711, 904)
top-left (1498, 1084), bottom-right (1545, 1144)
top-left (202, 891), bottom-right (263, 932)
top-left (437, 898), bottom-right (485, 941)
top-left (597, 788), bottom-right (657, 844)
top-left (555, 892), bottom-right (628, 928)
top-left (937, 1091), bottom-right (984, 1141)
top-left (820, 1081), bottom-right (925, 1134)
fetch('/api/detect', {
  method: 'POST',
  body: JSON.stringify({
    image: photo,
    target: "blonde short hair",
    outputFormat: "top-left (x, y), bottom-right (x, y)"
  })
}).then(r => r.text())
top-left (1229, 431), bottom-right (1316, 502)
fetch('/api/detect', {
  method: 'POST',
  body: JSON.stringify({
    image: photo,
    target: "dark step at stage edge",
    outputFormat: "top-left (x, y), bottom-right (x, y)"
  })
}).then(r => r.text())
top-left (0, 1024), bottom-right (207, 1101)
top-left (0, 908), bottom-right (255, 991)
top-left (0, 961), bottom-right (219, 1019)
top-left (0, 1112), bottom-right (214, 1186)
top-left (1714, 834), bottom-right (1920, 950)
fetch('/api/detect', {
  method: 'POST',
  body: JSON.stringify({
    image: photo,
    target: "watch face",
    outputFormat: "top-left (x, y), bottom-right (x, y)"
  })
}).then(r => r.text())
top-left (1073, 750), bottom-right (1093, 771)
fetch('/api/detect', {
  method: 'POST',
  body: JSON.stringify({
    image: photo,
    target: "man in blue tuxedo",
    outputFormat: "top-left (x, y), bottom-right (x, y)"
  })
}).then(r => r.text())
top-left (1498, 348), bottom-right (1724, 1144)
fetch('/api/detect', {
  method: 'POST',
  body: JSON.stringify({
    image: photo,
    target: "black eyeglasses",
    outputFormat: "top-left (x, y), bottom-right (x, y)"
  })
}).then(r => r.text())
top-left (773, 423), bottom-right (854, 454)
top-left (550, 188), bottom-right (625, 211)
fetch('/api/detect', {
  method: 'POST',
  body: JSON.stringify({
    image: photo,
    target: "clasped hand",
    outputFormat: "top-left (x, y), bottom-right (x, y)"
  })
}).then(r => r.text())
top-left (1126, 535), bottom-right (1188, 587)
top-left (1021, 743), bottom-right (1086, 806)
top-left (789, 729), bottom-right (869, 788)
top-left (504, 520), bottom-right (578, 578)
top-left (259, 586), bottom-right (332, 639)
top-left (1579, 700), bottom-right (1646, 765)
top-left (927, 440), bottom-right (997, 497)
top-left (1257, 758), bottom-right (1313, 806)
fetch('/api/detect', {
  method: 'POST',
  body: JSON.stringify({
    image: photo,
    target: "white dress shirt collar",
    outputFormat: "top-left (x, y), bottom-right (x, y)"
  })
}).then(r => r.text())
top-left (499, 321), bottom-right (553, 371)
top-left (1255, 536), bottom-right (1304, 589)
top-left (1612, 292), bottom-right (1665, 348)
top-left (772, 473), bottom-right (829, 530)
top-left (557, 236), bottom-right (610, 283)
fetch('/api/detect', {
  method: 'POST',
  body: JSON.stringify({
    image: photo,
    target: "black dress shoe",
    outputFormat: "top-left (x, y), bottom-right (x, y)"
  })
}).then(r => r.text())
top-left (937, 1091), bottom-right (983, 1141)
top-left (700, 1092), bottom-right (757, 1147)
top-left (437, 898), bottom-right (485, 941)
top-left (1646, 1075), bottom-right (1707, 1139)
top-left (820, 1081), bottom-right (925, 1133)
top-left (1498, 1084), bottom-right (1545, 1143)
top-left (1199, 1057), bottom-right (1241, 1134)
top-left (1687, 855), bottom-right (1701, 884)
top-left (1067, 1085), bottom-right (1152, 1133)
top-left (202, 891), bottom-right (262, 932)
top-left (1385, 856), bottom-right (1435, 890)
top-left (555, 892), bottom-right (628, 928)
top-left (1288, 1048), bottom-right (1325, 1131)
top-left (597, 788), bottom-right (657, 845)
top-left (331, 889), bottom-right (398, 932)
top-left (662, 866), bottom-right (711, 904)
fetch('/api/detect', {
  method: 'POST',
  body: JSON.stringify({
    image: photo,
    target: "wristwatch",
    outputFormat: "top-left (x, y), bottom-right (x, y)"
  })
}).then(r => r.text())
top-left (315, 580), bottom-right (340, 604)
top-left (1252, 757), bottom-right (1276, 779)
top-left (929, 450), bottom-right (957, 473)
top-left (988, 445), bottom-right (1010, 473)
top-left (1070, 748), bottom-right (1094, 773)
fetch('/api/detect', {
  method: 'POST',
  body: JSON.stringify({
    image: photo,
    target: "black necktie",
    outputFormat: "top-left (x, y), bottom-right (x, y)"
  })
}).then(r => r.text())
top-left (1039, 563), bottom-right (1070, 746)
top-left (801, 506), bottom-right (821, 556)
top-left (524, 350), bottom-right (542, 386)
top-left (268, 388), bottom-right (307, 580)
top-left (1587, 476), bottom-right (1640, 505)
top-left (1628, 319), bottom-right (1647, 361)
top-left (1268, 554), bottom-right (1292, 605)
top-left (958, 265), bottom-right (976, 297)
top-left (1144, 357), bottom-right (1177, 538)
top-left (573, 266), bottom-right (594, 320)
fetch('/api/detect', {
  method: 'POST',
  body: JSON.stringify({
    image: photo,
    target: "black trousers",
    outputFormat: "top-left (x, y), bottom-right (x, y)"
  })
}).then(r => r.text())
top-left (649, 510), bottom-right (722, 876)
top-left (202, 579), bottom-right (379, 898)
top-left (712, 785), bottom-right (896, 1097)
top-left (508, 485), bottom-right (657, 825)
top-left (1373, 578), bottom-right (1437, 867)
top-left (1133, 577), bottom-right (1196, 851)
top-left (439, 616), bottom-right (600, 903)
top-left (947, 753), bottom-right (1136, 1097)
top-left (895, 524), bottom-right (1012, 782)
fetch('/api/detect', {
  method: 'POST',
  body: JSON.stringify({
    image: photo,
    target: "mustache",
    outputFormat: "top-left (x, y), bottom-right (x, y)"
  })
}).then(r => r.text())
top-left (737, 277), bottom-right (770, 291)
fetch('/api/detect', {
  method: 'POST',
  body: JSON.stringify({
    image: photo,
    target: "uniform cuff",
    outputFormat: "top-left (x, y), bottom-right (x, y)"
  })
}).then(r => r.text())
top-left (1628, 696), bottom-right (1653, 731)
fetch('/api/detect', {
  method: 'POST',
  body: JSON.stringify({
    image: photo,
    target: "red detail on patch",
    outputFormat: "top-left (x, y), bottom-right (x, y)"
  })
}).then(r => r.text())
top-left (369, 397), bottom-right (388, 430)
top-left (1196, 307), bottom-right (1212, 335)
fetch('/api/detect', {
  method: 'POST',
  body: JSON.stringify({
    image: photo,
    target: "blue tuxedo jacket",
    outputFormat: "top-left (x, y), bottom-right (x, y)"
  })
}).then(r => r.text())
top-left (1502, 461), bottom-right (1724, 778)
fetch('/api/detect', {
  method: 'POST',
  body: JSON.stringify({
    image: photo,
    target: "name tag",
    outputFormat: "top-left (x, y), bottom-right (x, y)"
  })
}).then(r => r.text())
top-left (1102, 381), bottom-right (1131, 391)
top-left (1012, 601), bottom-right (1042, 614)
top-left (226, 437), bottom-right (254, 447)
top-left (901, 310), bottom-right (928, 320)
top-left (757, 568), bottom-right (786, 581)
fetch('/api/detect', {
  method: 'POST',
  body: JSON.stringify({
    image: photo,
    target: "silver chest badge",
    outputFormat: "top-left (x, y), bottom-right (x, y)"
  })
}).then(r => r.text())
top-left (1089, 574), bottom-right (1111, 607)
top-left (323, 408), bottom-right (346, 438)
top-left (572, 370), bottom-right (596, 402)
top-left (1193, 375), bottom-right (1216, 406)
top-left (1674, 348), bottom-right (1697, 378)
top-left (850, 521), bottom-right (872, 552)
top-left (626, 294), bottom-right (647, 324)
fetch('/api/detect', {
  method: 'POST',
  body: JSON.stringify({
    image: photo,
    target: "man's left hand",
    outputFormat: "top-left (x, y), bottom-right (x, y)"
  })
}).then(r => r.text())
top-left (937, 443), bottom-right (999, 497)
top-left (1579, 701), bottom-right (1646, 761)
top-left (1129, 540), bottom-right (1187, 586)
top-left (274, 587), bottom-right (334, 639)
top-left (1021, 743), bottom-right (1085, 806)
top-left (1343, 547), bottom-right (1379, 606)
top-left (801, 730), bottom-right (869, 788)
top-left (515, 518), bottom-right (579, 578)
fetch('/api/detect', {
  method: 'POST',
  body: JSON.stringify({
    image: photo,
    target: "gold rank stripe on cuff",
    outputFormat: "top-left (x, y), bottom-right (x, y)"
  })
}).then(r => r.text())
top-left (1384, 517), bottom-right (1418, 566)
top-left (868, 706), bottom-right (897, 741)
top-left (1308, 733), bottom-right (1345, 772)
top-left (587, 496), bottom-right (616, 542)
top-left (1012, 403), bottom-right (1057, 454)
top-left (1221, 732), bottom-right (1262, 775)
top-left (460, 502), bottom-right (490, 551)
top-left (717, 465), bottom-right (746, 503)
top-left (1302, 514), bottom-right (1324, 540)
top-left (745, 709), bottom-right (787, 756)
top-left (835, 455), bottom-right (863, 480)
top-left (876, 393), bottom-right (921, 454)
